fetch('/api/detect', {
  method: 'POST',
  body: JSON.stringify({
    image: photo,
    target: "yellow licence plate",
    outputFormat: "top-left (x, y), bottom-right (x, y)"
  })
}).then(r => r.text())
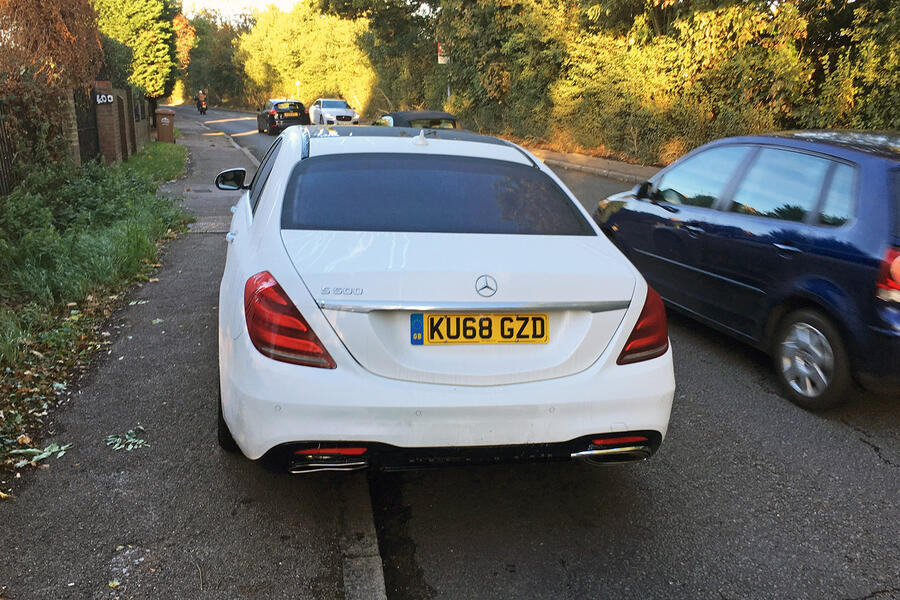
top-left (283, 112), bottom-right (298, 117)
top-left (410, 313), bottom-right (548, 345)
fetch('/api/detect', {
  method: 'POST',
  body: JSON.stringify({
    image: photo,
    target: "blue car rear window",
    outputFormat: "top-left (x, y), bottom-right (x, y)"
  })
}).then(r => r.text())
top-left (281, 153), bottom-right (595, 236)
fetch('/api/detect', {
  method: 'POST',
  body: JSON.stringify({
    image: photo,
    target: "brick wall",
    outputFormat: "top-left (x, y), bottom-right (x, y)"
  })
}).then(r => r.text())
top-left (95, 88), bottom-right (123, 165)
top-left (94, 84), bottom-right (152, 165)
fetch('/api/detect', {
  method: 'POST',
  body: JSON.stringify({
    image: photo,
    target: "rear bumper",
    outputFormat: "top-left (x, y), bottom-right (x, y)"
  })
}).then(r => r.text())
top-left (269, 431), bottom-right (663, 472)
top-left (220, 330), bottom-right (675, 460)
top-left (856, 323), bottom-right (900, 394)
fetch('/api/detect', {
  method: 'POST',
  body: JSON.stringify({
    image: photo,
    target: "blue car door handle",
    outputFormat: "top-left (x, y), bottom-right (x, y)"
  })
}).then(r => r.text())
top-left (685, 225), bottom-right (705, 238)
top-left (773, 242), bottom-right (801, 256)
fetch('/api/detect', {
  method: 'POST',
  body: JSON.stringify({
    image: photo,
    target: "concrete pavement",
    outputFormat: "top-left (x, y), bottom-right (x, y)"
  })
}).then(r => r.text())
top-left (528, 148), bottom-right (659, 184)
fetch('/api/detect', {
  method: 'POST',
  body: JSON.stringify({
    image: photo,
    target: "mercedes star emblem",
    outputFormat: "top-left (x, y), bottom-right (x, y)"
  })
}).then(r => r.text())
top-left (475, 275), bottom-right (497, 297)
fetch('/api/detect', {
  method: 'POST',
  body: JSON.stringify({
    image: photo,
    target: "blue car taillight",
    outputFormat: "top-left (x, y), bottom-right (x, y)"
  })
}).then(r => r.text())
top-left (876, 247), bottom-right (900, 303)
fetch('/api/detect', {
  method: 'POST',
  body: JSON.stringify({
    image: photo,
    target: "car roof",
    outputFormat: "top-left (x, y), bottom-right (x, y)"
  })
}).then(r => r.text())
top-left (771, 130), bottom-right (900, 160)
top-left (280, 125), bottom-right (536, 166)
top-left (709, 131), bottom-right (900, 162)
top-left (268, 98), bottom-right (303, 104)
top-left (383, 111), bottom-right (458, 121)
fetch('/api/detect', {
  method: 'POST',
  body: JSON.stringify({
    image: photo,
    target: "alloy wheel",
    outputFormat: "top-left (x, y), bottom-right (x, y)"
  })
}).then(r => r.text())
top-left (779, 322), bottom-right (834, 398)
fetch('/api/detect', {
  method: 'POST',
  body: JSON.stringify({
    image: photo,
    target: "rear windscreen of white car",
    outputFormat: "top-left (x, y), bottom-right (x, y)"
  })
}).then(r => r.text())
top-left (281, 154), bottom-right (595, 235)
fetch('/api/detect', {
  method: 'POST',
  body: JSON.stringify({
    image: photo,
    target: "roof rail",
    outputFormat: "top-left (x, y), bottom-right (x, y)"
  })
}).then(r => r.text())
top-left (499, 139), bottom-right (540, 168)
top-left (301, 126), bottom-right (310, 159)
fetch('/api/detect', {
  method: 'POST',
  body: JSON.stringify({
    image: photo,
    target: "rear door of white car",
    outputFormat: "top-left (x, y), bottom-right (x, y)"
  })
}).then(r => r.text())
top-left (221, 139), bottom-right (282, 339)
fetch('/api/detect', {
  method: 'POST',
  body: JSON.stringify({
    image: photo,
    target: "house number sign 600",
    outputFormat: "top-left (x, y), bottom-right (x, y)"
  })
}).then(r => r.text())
top-left (95, 93), bottom-right (115, 105)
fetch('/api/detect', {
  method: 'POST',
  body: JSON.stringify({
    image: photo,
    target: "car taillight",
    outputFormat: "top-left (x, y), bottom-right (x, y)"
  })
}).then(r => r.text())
top-left (876, 247), bottom-right (900, 302)
top-left (617, 286), bottom-right (669, 365)
top-left (269, 109), bottom-right (277, 115)
top-left (244, 271), bottom-right (336, 368)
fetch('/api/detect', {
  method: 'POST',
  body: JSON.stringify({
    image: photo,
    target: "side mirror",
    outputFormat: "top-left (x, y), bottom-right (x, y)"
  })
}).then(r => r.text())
top-left (633, 181), bottom-right (650, 200)
top-left (215, 168), bottom-right (248, 191)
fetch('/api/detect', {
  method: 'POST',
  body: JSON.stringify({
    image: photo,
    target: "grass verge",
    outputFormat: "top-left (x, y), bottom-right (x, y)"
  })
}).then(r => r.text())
top-left (0, 144), bottom-right (190, 482)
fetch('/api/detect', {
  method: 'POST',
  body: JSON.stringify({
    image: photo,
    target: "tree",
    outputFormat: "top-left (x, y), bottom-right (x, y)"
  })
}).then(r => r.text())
top-left (237, 5), bottom-right (376, 110)
top-left (97, 34), bottom-right (134, 90)
top-left (172, 13), bottom-right (196, 71)
top-left (187, 11), bottom-right (249, 104)
top-left (0, 0), bottom-right (103, 176)
top-left (93, 0), bottom-right (178, 98)
top-left (0, 0), bottom-right (102, 93)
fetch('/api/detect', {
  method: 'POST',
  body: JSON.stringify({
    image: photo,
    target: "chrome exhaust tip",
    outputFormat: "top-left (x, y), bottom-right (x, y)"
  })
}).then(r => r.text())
top-left (289, 459), bottom-right (368, 474)
top-left (571, 445), bottom-right (652, 466)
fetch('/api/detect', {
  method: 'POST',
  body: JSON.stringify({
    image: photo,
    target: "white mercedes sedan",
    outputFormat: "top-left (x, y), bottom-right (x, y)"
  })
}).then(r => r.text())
top-left (215, 126), bottom-right (675, 473)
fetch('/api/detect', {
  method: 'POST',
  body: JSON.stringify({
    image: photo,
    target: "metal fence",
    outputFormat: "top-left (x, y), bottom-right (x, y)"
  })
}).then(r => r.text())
top-left (0, 112), bottom-right (13, 195)
top-left (73, 88), bottom-right (99, 164)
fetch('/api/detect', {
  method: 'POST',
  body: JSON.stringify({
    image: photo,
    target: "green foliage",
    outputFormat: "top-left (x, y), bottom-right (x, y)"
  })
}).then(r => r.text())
top-left (97, 33), bottom-right (134, 89)
top-left (9, 442), bottom-right (72, 467)
top-left (184, 0), bottom-right (897, 163)
top-left (186, 11), bottom-right (248, 105)
top-left (440, 0), bottom-right (574, 139)
top-left (814, 0), bottom-right (900, 129)
top-left (106, 426), bottom-right (149, 451)
top-left (0, 81), bottom-right (70, 183)
top-left (123, 141), bottom-right (187, 182)
top-left (0, 146), bottom-right (187, 313)
top-left (238, 4), bottom-right (375, 111)
top-left (94, 0), bottom-right (178, 98)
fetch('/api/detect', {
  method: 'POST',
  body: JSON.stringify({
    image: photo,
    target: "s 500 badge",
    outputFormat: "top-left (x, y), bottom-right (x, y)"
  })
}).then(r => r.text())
top-left (321, 287), bottom-right (364, 296)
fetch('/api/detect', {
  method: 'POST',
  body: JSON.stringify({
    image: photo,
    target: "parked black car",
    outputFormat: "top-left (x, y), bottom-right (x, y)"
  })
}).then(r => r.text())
top-left (256, 99), bottom-right (310, 135)
top-left (373, 111), bottom-right (460, 129)
top-left (594, 131), bottom-right (900, 410)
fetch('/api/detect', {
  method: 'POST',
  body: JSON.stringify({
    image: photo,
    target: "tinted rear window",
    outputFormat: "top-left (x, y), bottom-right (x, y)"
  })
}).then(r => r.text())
top-left (408, 119), bottom-right (457, 129)
top-left (281, 154), bottom-right (595, 235)
top-left (274, 102), bottom-right (303, 110)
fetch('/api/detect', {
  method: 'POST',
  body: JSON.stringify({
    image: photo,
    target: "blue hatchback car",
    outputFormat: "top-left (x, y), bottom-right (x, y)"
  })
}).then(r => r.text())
top-left (594, 131), bottom-right (899, 409)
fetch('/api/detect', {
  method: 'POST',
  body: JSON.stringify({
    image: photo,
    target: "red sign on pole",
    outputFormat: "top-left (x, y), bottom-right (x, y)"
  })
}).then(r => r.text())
top-left (437, 42), bottom-right (449, 64)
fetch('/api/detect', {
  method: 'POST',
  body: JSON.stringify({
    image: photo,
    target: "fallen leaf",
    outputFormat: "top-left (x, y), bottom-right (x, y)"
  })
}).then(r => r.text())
top-left (30, 350), bottom-right (45, 359)
top-left (0, 491), bottom-right (10, 500)
top-left (108, 579), bottom-right (120, 589)
top-left (16, 434), bottom-right (31, 445)
top-left (152, 318), bottom-right (164, 325)
top-left (148, 278), bottom-right (160, 283)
